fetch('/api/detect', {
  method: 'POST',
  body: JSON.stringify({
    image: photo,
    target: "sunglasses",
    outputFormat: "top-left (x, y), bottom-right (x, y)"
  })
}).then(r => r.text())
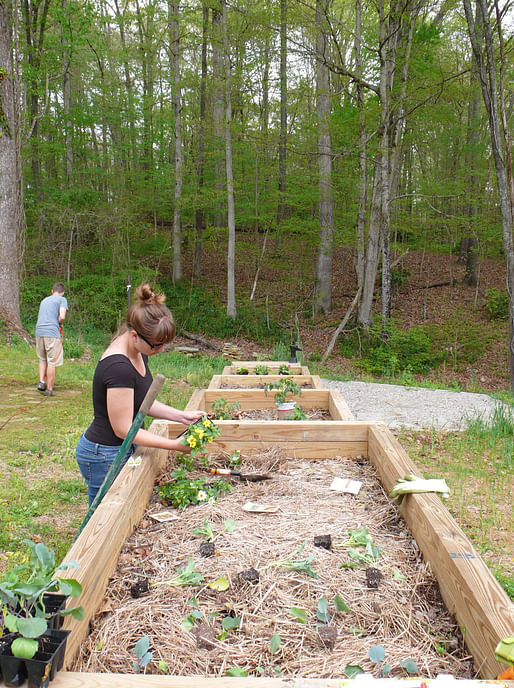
top-left (135, 330), bottom-right (160, 350)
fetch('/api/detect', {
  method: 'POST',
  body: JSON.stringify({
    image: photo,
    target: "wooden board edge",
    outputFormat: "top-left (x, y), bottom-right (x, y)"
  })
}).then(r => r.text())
top-left (60, 420), bottom-right (171, 669)
top-left (327, 388), bottom-right (356, 421)
top-left (367, 422), bottom-right (514, 679)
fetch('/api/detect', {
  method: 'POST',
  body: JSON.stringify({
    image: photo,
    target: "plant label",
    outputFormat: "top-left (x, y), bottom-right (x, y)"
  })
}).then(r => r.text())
top-left (329, 478), bottom-right (362, 495)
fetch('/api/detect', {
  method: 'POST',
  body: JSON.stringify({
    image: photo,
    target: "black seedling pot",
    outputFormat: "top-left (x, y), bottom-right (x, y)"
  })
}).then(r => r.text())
top-left (0, 629), bottom-right (70, 688)
top-left (40, 594), bottom-right (68, 630)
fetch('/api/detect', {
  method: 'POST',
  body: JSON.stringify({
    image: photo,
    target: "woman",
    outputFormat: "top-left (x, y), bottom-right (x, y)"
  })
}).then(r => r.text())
top-left (76, 283), bottom-right (203, 505)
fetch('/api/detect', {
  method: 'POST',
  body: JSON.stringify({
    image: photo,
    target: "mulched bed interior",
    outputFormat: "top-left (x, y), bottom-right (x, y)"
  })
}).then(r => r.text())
top-left (73, 449), bottom-right (473, 679)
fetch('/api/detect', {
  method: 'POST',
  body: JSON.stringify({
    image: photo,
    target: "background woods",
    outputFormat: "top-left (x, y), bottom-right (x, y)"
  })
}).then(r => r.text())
top-left (0, 0), bottom-right (513, 388)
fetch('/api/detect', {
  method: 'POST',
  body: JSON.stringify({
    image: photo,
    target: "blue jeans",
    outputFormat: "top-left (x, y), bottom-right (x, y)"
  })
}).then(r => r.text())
top-left (76, 433), bottom-right (135, 506)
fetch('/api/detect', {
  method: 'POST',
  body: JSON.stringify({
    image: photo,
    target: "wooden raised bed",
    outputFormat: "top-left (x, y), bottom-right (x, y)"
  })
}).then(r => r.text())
top-left (57, 414), bottom-right (514, 683)
top-left (187, 388), bottom-right (355, 421)
top-left (222, 361), bottom-right (309, 375)
top-left (208, 374), bottom-right (323, 390)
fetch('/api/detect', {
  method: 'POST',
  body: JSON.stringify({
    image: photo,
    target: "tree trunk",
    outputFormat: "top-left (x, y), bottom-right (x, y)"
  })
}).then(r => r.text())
top-left (221, 0), bottom-right (236, 318)
top-left (0, 0), bottom-right (24, 332)
top-left (313, 0), bottom-right (334, 315)
top-left (463, 0), bottom-right (514, 390)
top-left (212, 7), bottom-right (225, 228)
top-left (193, 2), bottom-right (208, 277)
top-left (354, 0), bottom-right (366, 292)
top-left (170, 0), bottom-right (182, 283)
top-left (277, 0), bottom-right (287, 226)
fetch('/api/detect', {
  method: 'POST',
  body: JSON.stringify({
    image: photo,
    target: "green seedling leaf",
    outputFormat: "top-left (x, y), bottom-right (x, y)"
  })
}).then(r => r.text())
top-left (316, 597), bottom-right (330, 623)
top-left (134, 636), bottom-right (150, 659)
top-left (256, 667), bottom-right (265, 674)
top-left (274, 665), bottom-right (282, 675)
top-left (383, 663), bottom-right (392, 675)
top-left (289, 607), bottom-right (309, 623)
top-left (208, 576), bottom-right (230, 591)
top-left (57, 577), bottom-right (82, 597)
top-left (17, 617), bottom-right (47, 638)
top-left (12, 637), bottom-right (38, 659)
top-left (400, 659), bottom-right (419, 675)
top-left (392, 567), bottom-right (406, 580)
top-left (96, 641), bottom-right (104, 651)
top-left (181, 617), bottom-right (195, 632)
top-left (345, 665), bottom-right (364, 679)
top-left (348, 627), bottom-right (367, 635)
top-left (61, 605), bottom-right (85, 620)
top-left (269, 634), bottom-right (281, 654)
top-left (224, 518), bottom-right (236, 532)
top-left (226, 667), bottom-right (248, 677)
top-left (187, 595), bottom-right (199, 609)
top-left (334, 594), bottom-right (351, 613)
top-left (369, 645), bottom-right (386, 664)
top-left (158, 660), bottom-right (169, 674)
top-left (222, 615), bottom-right (241, 630)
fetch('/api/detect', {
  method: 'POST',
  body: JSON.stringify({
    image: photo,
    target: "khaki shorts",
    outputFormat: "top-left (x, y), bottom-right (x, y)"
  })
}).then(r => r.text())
top-left (36, 337), bottom-right (64, 367)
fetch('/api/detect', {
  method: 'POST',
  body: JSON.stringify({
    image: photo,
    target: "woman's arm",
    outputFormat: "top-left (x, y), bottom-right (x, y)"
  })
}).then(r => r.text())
top-left (147, 399), bottom-right (204, 425)
top-left (106, 388), bottom-right (192, 452)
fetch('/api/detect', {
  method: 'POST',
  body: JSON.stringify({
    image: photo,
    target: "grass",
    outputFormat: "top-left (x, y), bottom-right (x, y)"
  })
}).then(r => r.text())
top-left (0, 331), bottom-right (512, 601)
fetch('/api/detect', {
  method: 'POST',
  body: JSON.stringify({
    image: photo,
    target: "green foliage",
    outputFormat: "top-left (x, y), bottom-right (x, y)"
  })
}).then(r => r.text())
top-left (284, 405), bottom-right (307, 420)
top-left (157, 468), bottom-right (232, 510)
top-left (264, 378), bottom-right (301, 404)
top-left (132, 635), bottom-right (153, 673)
top-left (254, 365), bottom-right (269, 375)
top-left (210, 397), bottom-right (241, 419)
top-left (483, 287), bottom-right (509, 321)
top-left (341, 322), bottom-right (444, 377)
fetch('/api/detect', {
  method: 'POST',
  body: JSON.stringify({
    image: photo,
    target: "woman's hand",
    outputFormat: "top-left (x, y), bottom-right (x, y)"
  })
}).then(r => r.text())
top-left (181, 410), bottom-right (205, 425)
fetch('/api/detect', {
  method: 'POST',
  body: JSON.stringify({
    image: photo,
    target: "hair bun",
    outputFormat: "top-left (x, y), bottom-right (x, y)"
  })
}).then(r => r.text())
top-left (135, 283), bottom-right (166, 305)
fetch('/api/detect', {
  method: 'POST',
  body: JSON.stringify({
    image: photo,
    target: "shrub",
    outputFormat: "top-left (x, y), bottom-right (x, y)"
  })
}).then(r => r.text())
top-left (483, 287), bottom-right (509, 321)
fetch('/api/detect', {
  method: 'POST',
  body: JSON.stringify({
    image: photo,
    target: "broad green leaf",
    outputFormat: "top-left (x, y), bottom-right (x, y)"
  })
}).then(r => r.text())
top-left (369, 645), bottom-right (385, 664)
top-left (334, 594), bottom-right (351, 613)
top-left (222, 615), bottom-right (241, 630)
top-left (58, 577), bottom-right (82, 597)
top-left (17, 616), bottom-right (47, 638)
top-left (4, 612), bottom-right (19, 633)
top-left (208, 576), bottom-right (230, 591)
top-left (383, 663), bottom-right (392, 675)
top-left (269, 634), bottom-right (281, 654)
top-left (345, 665), bottom-right (364, 678)
top-left (289, 607), bottom-right (309, 623)
top-left (187, 595), bottom-right (199, 608)
top-left (316, 597), bottom-right (330, 623)
top-left (226, 667), bottom-right (248, 676)
top-left (11, 637), bottom-right (38, 659)
top-left (134, 636), bottom-right (150, 659)
top-left (392, 567), bottom-right (406, 580)
top-left (224, 518), bottom-right (236, 532)
top-left (400, 659), bottom-right (419, 675)
top-left (180, 616), bottom-right (195, 631)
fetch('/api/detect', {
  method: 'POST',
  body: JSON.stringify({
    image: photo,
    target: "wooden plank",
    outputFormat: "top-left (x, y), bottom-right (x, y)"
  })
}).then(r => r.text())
top-left (210, 439), bottom-right (367, 457)
top-left (368, 423), bottom-right (514, 679)
top-left (226, 361), bottom-right (307, 375)
top-left (208, 375), bottom-right (319, 389)
top-left (60, 421), bottom-right (171, 669)
top-left (191, 419), bottom-right (369, 443)
top-left (327, 388), bottom-right (355, 421)
top-left (50, 673), bottom-right (514, 688)
top-left (203, 389), bottom-right (331, 411)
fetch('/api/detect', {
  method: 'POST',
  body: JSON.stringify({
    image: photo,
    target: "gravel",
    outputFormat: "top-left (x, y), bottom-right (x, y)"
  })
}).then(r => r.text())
top-left (321, 379), bottom-right (511, 431)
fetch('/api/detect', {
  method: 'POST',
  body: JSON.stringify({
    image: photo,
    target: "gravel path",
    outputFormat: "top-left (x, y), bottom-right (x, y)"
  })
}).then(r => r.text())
top-left (321, 379), bottom-right (511, 431)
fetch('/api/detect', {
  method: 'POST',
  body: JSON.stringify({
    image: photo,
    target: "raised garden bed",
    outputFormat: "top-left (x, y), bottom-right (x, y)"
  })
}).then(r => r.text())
top-left (57, 416), bottom-right (514, 683)
top-left (222, 362), bottom-right (309, 375)
top-left (208, 374), bottom-right (323, 390)
top-left (186, 389), bottom-right (355, 422)
top-left (73, 451), bottom-right (474, 679)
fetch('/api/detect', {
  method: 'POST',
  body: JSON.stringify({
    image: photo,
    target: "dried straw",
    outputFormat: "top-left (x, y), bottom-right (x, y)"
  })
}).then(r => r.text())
top-left (73, 450), bottom-right (473, 679)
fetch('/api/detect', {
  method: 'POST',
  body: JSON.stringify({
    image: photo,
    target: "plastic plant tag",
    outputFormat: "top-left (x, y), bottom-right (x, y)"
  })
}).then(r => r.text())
top-left (330, 477), bottom-right (362, 495)
top-left (149, 511), bottom-right (180, 522)
top-left (242, 501), bottom-right (280, 513)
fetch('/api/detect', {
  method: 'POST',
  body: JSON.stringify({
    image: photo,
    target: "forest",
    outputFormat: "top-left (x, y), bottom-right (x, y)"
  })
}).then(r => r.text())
top-left (0, 0), bottom-right (513, 390)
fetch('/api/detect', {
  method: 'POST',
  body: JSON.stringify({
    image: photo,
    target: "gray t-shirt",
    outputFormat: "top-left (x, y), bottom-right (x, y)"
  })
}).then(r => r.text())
top-left (36, 293), bottom-right (68, 338)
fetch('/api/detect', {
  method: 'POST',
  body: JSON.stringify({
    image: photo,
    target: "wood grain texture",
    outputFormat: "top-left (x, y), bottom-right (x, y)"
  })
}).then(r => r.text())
top-left (50, 672), bottom-right (514, 687)
top-left (225, 361), bottom-right (307, 374)
top-left (60, 420), bottom-right (170, 669)
top-left (368, 423), bottom-right (514, 679)
top-left (327, 388), bottom-right (355, 420)
top-left (203, 389), bottom-right (331, 410)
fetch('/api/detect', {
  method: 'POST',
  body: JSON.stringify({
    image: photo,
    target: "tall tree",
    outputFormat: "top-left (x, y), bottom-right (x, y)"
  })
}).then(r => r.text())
top-left (463, 0), bottom-right (514, 391)
top-left (313, 0), bottom-right (334, 314)
top-left (0, 0), bottom-right (24, 332)
top-left (277, 0), bottom-right (287, 226)
top-left (170, 0), bottom-right (182, 283)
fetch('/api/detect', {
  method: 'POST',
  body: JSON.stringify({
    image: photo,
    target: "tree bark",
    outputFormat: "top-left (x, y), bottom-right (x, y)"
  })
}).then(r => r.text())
top-left (221, 0), bottom-right (236, 318)
top-left (170, 0), bottom-right (182, 283)
top-left (193, 2), bottom-right (208, 277)
top-left (313, 0), bottom-right (334, 314)
top-left (212, 6), bottom-right (225, 228)
top-left (277, 0), bottom-right (287, 226)
top-left (463, 0), bottom-right (514, 391)
top-left (0, 0), bottom-right (24, 332)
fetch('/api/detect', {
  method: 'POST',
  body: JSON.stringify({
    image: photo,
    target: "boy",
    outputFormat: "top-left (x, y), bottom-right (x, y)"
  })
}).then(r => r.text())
top-left (35, 283), bottom-right (68, 396)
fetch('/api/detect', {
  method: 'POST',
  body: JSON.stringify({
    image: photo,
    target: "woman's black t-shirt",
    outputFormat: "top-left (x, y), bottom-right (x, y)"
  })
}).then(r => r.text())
top-left (85, 354), bottom-right (153, 446)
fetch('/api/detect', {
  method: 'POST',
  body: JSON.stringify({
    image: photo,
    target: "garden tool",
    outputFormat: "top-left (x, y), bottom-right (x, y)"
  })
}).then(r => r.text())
top-left (496, 637), bottom-right (514, 680)
top-left (208, 467), bottom-right (271, 482)
top-left (389, 474), bottom-right (450, 505)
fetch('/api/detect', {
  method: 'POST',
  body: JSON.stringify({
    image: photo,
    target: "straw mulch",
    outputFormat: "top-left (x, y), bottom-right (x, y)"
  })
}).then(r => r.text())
top-left (220, 383), bottom-right (314, 389)
top-left (73, 449), bottom-right (473, 679)
top-left (238, 409), bottom-right (330, 420)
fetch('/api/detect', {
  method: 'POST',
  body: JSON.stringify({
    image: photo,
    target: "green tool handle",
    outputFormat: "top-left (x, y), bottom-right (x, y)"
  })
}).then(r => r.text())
top-left (76, 373), bottom-right (165, 537)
